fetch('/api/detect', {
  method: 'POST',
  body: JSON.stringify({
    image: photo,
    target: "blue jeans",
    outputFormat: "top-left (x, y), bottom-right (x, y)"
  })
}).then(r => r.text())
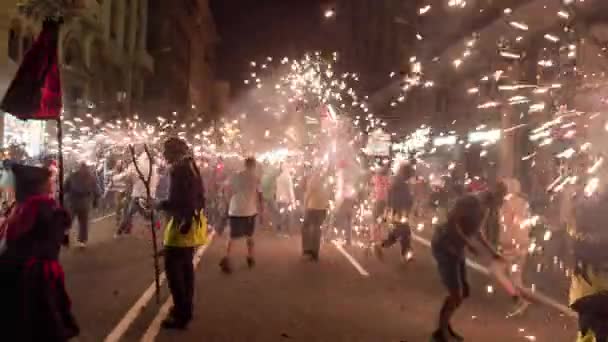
top-left (117, 197), bottom-right (156, 234)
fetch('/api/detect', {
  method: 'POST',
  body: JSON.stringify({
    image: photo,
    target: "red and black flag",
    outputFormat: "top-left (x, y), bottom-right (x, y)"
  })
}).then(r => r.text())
top-left (0, 19), bottom-right (62, 121)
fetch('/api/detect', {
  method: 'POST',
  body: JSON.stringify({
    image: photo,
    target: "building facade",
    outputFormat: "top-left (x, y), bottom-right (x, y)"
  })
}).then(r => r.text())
top-left (145, 0), bottom-right (218, 120)
top-left (2, 0), bottom-right (154, 120)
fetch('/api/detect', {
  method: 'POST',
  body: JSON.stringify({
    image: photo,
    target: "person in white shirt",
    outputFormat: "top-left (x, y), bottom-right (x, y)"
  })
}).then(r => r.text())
top-left (115, 152), bottom-right (159, 237)
top-left (301, 168), bottom-right (331, 261)
top-left (275, 164), bottom-right (295, 236)
top-left (220, 157), bottom-right (263, 274)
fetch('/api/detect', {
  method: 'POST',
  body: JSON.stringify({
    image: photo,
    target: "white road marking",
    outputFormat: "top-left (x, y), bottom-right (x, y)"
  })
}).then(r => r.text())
top-left (105, 232), bottom-right (215, 342)
top-left (332, 241), bottom-right (370, 277)
top-left (411, 233), bottom-right (576, 317)
top-left (139, 233), bottom-right (215, 342)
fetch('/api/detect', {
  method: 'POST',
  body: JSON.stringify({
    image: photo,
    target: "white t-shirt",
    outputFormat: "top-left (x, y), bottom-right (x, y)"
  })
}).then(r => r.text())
top-left (229, 170), bottom-right (260, 217)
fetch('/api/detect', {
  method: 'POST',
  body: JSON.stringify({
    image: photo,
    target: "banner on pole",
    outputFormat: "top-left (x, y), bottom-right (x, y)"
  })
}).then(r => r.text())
top-left (1, 19), bottom-right (62, 121)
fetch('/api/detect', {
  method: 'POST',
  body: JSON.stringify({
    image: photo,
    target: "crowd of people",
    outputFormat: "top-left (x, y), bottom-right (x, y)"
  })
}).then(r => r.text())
top-left (0, 136), bottom-right (606, 341)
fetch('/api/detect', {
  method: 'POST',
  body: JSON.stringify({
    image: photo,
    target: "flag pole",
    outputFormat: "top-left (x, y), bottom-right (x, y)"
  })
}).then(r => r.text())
top-left (57, 117), bottom-right (64, 205)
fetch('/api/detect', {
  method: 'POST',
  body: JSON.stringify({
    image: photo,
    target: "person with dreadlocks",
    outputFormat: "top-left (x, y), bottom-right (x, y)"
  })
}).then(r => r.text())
top-left (0, 161), bottom-right (79, 341)
top-left (569, 187), bottom-right (608, 342)
top-left (158, 137), bottom-right (207, 330)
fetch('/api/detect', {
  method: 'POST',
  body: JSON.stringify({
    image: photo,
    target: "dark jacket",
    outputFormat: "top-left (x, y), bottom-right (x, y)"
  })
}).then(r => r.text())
top-left (387, 177), bottom-right (413, 214)
top-left (64, 169), bottom-right (98, 203)
top-left (160, 157), bottom-right (205, 231)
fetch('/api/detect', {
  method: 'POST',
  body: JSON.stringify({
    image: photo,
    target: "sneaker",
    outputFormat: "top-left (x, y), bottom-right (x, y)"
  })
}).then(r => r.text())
top-left (448, 324), bottom-right (464, 341)
top-left (508, 297), bottom-right (530, 317)
top-left (246, 256), bottom-right (256, 269)
top-left (161, 317), bottom-right (188, 330)
top-left (219, 257), bottom-right (232, 274)
top-left (431, 329), bottom-right (449, 342)
top-left (401, 250), bottom-right (414, 263)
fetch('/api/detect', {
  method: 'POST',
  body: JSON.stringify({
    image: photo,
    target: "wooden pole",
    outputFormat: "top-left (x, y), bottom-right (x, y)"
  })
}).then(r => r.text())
top-left (129, 144), bottom-right (161, 303)
top-left (57, 118), bottom-right (64, 205)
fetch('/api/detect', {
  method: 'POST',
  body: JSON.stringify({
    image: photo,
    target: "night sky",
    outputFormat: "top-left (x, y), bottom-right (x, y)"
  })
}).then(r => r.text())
top-left (210, 0), bottom-right (325, 96)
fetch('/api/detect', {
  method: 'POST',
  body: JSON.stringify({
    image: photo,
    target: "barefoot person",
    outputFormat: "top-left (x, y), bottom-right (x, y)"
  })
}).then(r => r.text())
top-left (430, 182), bottom-right (507, 342)
top-left (220, 157), bottom-right (263, 274)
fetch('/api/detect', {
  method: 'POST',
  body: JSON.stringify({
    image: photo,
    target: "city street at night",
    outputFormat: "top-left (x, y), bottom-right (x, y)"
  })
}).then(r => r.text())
top-left (60, 217), bottom-right (577, 342)
top-left (1, 0), bottom-right (608, 341)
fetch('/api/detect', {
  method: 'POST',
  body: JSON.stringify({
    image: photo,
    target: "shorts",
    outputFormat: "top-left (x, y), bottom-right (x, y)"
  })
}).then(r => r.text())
top-left (432, 241), bottom-right (469, 297)
top-left (229, 215), bottom-right (257, 239)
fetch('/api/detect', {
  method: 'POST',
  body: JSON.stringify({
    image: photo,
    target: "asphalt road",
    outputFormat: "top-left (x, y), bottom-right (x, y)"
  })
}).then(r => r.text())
top-left (59, 217), bottom-right (578, 342)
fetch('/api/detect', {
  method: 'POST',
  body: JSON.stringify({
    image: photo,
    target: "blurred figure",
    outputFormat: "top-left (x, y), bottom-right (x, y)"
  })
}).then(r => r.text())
top-left (260, 163), bottom-right (279, 230)
top-left (430, 183), bottom-right (507, 342)
top-left (275, 164), bottom-right (295, 236)
top-left (158, 138), bottom-right (207, 330)
top-left (569, 188), bottom-right (608, 342)
top-left (301, 168), bottom-right (331, 261)
top-left (0, 162), bottom-right (79, 341)
top-left (64, 162), bottom-right (99, 248)
top-left (115, 152), bottom-right (158, 237)
top-left (375, 164), bottom-right (414, 262)
top-left (496, 178), bottom-right (532, 316)
top-left (335, 159), bottom-right (358, 245)
top-left (370, 165), bottom-right (390, 244)
top-left (220, 157), bottom-right (263, 274)
top-left (106, 161), bottom-right (130, 227)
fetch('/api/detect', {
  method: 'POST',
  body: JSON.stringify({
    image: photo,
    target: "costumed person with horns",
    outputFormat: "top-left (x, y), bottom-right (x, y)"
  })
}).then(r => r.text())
top-left (569, 186), bottom-right (608, 342)
top-left (0, 161), bottom-right (79, 341)
top-left (158, 137), bottom-right (207, 330)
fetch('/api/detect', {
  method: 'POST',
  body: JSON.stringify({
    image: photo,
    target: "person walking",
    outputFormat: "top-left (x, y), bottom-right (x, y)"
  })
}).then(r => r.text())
top-left (430, 183), bottom-right (507, 342)
top-left (495, 178), bottom-right (532, 316)
top-left (0, 162), bottom-right (79, 341)
top-left (220, 157), bottom-right (263, 274)
top-left (115, 152), bottom-right (158, 237)
top-left (375, 164), bottom-right (415, 262)
top-left (260, 163), bottom-right (279, 230)
top-left (275, 164), bottom-right (295, 237)
top-left (158, 138), bottom-right (207, 330)
top-left (301, 168), bottom-right (331, 261)
top-left (64, 162), bottom-right (99, 248)
top-left (370, 166), bottom-right (390, 245)
top-left (106, 161), bottom-right (130, 227)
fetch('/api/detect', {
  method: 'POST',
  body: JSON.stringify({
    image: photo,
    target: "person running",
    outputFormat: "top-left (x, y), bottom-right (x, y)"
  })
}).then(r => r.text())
top-left (157, 138), bottom-right (207, 330)
top-left (220, 157), bottom-right (263, 274)
top-left (115, 152), bottom-right (158, 237)
top-left (370, 165), bottom-right (390, 245)
top-left (375, 163), bottom-right (415, 262)
top-left (64, 162), bottom-right (99, 248)
top-left (430, 182), bottom-right (507, 342)
top-left (0, 162), bottom-right (79, 341)
top-left (301, 168), bottom-right (331, 261)
top-left (275, 164), bottom-right (295, 237)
